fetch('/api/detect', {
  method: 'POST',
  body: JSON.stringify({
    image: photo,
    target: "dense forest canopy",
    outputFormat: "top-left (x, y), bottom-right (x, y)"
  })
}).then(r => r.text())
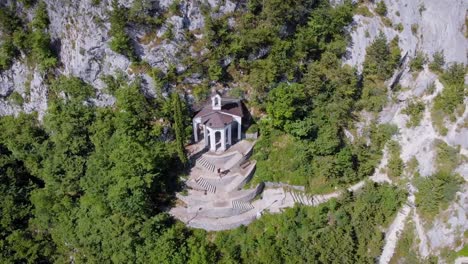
top-left (2, 0), bottom-right (465, 263)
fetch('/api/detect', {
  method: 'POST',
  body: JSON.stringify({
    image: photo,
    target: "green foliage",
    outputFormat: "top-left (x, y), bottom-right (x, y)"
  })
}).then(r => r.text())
top-left (429, 51), bottom-right (445, 73)
top-left (168, 0), bottom-right (181, 16)
top-left (389, 221), bottom-right (422, 263)
top-left (0, 39), bottom-right (16, 71)
top-left (0, 145), bottom-right (54, 263)
top-left (359, 34), bottom-right (401, 112)
top-left (214, 183), bottom-right (406, 263)
top-left (266, 83), bottom-right (307, 130)
top-left (355, 5), bottom-right (373, 17)
top-left (172, 93), bottom-right (188, 165)
top-left (359, 75), bottom-right (388, 112)
top-left (434, 139), bottom-right (461, 173)
top-left (353, 123), bottom-right (398, 180)
top-left (375, 1), bottom-right (388, 16)
top-left (31, 1), bottom-right (49, 30)
top-left (252, 128), bottom-right (312, 187)
top-left (402, 100), bottom-right (425, 127)
top-left (363, 32), bottom-right (399, 80)
top-left (8, 91), bottom-right (24, 106)
top-left (409, 51), bottom-right (426, 72)
top-left (109, 0), bottom-right (137, 61)
top-left (387, 140), bottom-right (403, 178)
top-left (432, 63), bottom-right (467, 134)
top-left (457, 245), bottom-right (468, 257)
top-left (128, 0), bottom-right (164, 26)
top-left (0, 76), bottom-right (199, 262)
top-left (415, 171), bottom-right (463, 219)
top-left (395, 23), bottom-right (403, 32)
top-left (195, 0), bottom-right (353, 98)
top-left (0, 7), bottom-right (22, 71)
top-left (51, 76), bottom-right (96, 101)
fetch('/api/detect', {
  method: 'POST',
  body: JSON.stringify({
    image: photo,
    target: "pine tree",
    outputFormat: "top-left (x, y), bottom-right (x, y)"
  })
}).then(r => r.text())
top-left (172, 93), bottom-right (188, 165)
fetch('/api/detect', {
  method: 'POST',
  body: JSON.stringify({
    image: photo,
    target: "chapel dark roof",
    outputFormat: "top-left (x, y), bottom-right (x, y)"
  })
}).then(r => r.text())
top-left (201, 112), bottom-right (234, 128)
top-left (194, 97), bottom-right (244, 119)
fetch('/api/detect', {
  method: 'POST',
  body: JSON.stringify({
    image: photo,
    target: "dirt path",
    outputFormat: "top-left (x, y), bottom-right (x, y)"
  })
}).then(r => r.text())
top-left (378, 202), bottom-right (412, 264)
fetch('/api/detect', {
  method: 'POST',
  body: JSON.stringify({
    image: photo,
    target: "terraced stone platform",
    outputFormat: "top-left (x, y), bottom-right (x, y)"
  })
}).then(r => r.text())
top-left (170, 140), bottom-right (362, 231)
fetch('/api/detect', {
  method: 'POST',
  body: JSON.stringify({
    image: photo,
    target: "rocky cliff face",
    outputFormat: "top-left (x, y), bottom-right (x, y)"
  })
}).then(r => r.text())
top-left (0, 0), bottom-right (237, 117)
top-left (346, 0), bottom-right (467, 261)
top-left (345, 0), bottom-right (467, 70)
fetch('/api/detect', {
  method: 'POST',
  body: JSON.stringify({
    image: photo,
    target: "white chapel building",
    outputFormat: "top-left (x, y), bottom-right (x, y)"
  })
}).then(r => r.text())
top-left (192, 91), bottom-right (245, 152)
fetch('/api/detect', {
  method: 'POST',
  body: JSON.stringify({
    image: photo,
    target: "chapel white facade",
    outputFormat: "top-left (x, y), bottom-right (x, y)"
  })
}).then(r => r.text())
top-left (192, 92), bottom-right (244, 152)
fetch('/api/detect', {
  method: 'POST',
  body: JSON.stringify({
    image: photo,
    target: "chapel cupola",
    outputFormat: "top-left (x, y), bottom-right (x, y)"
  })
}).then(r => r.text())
top-left (211, 93), bottom-right (222, 110)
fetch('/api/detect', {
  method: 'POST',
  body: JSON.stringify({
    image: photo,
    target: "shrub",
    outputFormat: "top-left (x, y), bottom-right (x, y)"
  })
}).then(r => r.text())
top-left (418, 4), bottom-right (426, 15)
top-left (425, 82), bottom-right (436, 95)
top-left (28, 30), bottom-right (57, 71)
top-left (31, 1), bottom-right (49, 30)
top-left (434, 139), bottom-right (461, 173)
top-left (355, 5), bottom-right (373, 17)
top-left (109, 0), bottom-right (137, 61)
top-left (429, 51), bottom-right (445, 73)
top-left (246, 124), bottom-right (259, 133)
top-left (163, 24), bottom-right (174, 40)
top-left (9, 91), bottom-right (24, 105)
top-left (402, 100), bottom-right (425, 127)
top-left (382, 17), bottom-right (393, 27)
top-left (375, 1), bottom-right (387, 16)
top-left (433, 63), bottom-right (466, 120)
top-left (168, 0), bottom-right (181, 16)
top-left (409, 51), bottom-right (426, 72)
top-left (411, 24), bottom-right (419, 35)
top-left (387, 140), bottom-right (403, 178)
top-left (0, 39), bottom-right (16, 71)
top-left (395, 23), bottom-right (403, 32)
top-left (415, 171), bottom-right (463, 219)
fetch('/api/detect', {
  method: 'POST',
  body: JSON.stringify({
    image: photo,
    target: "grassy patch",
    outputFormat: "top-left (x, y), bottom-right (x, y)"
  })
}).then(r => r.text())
top-left (382, 17), bottom-right (393, 27)
top-left (355, 5), bottom-right (373, 17)
top-left (389, 220), bottom-right (422, 264)
top-left (434, 139), bottom-right (462, 173)
top-left (252, 131), bottom-right (310, 186)
top-left (431, 108), bottom-right (448, 135)
top-left (251, 129), bottom-right (336, 194)
top-left (457, 244), bottom-right (468, 257)
top-left (129, 60), bottom-right (152, 74)
top-left (8, 91), bottom-right (24, 106)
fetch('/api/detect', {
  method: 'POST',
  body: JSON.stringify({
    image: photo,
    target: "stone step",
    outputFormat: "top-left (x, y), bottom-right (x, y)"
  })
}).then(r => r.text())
top-left (232, 200), bottom-right (254, 212)
top-left (290, 191), bottom-right (314, 206)
top-left (197, 157), bottom-right (216, 173)
top-left (195, 177), bottom-right (216, 193)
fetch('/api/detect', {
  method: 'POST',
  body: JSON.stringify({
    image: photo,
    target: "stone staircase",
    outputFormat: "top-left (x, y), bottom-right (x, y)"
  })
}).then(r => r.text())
top-left (195, 177), bottom-right (216, 193)
top-left (196, 156), bottom-right (216, 173)
top-left (289, 191), bottom-right (314, 206)
top-left (232, 199), bottom-right (254, 212)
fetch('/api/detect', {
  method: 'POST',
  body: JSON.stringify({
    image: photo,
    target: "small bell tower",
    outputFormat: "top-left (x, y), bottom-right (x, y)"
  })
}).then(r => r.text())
top-left (211, 93), bottom-right (221, 110)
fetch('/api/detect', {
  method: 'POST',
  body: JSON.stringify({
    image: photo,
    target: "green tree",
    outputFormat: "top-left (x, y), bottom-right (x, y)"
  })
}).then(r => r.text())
top-left (172, 92), bottom-right (188, 165)
top-left (266, 83), bottom-right (307, 130)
